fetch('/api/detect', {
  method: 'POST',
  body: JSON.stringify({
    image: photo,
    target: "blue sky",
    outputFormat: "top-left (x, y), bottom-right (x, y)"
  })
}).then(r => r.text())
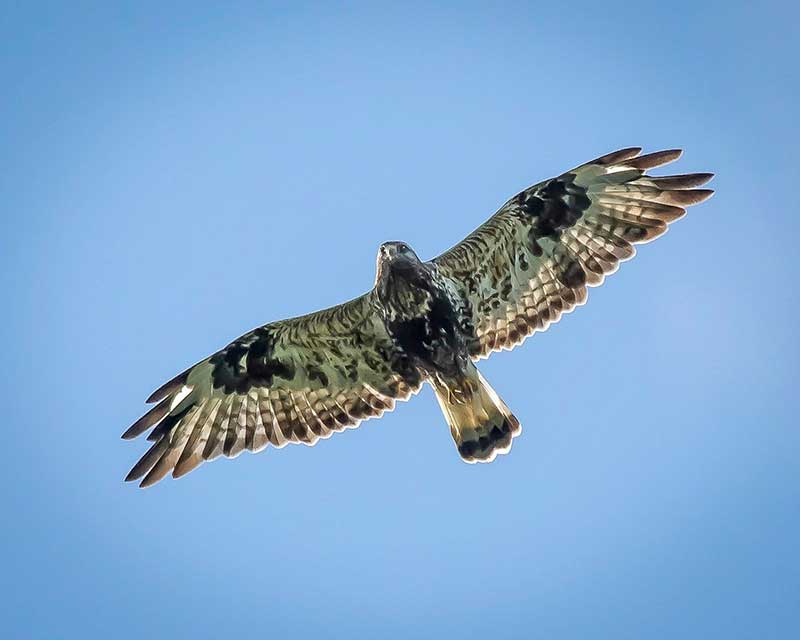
top-left (2, 2), bottom-right (798, 638)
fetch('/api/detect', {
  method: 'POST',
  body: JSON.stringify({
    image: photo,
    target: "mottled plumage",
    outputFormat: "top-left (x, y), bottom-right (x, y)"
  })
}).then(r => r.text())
top-left (123, 147), bottom-right (713, 486)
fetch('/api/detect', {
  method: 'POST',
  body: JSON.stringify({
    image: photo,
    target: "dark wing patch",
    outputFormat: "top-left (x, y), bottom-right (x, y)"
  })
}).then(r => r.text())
top-left (433, 148), bottom-right (714, 358)
top-left (123, 292), bottom-right (422, 487)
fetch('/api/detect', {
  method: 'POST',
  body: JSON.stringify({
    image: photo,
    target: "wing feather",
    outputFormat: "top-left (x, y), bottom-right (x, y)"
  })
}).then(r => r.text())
top-left (433, 148), bottom-right (713, 358)
top-left (123, 292), bottom-right (421, 486)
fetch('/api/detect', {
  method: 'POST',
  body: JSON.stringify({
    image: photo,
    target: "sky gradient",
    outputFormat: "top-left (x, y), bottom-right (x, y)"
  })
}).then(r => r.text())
top-left (2, 2), bottom-right (798, 638)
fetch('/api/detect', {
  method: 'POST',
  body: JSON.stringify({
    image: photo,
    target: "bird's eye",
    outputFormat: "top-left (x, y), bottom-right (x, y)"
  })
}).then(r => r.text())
top-left (399, 244), bottom-right (408, 252)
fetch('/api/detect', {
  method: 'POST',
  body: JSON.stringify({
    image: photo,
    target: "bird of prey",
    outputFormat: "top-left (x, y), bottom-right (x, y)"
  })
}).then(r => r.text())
top-left (123, 147), bottom-right (713, 487)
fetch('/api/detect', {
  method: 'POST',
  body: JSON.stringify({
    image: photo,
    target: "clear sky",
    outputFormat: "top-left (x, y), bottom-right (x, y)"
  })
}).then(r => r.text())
top-left (2, 2), bottom-right (798, 638)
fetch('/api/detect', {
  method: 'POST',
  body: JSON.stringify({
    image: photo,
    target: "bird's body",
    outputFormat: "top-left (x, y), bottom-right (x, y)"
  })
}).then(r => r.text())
top-left (123, 147), bottom-right (714, 487)
top-left (376, 243), bottom-right (471, 380)
top-left (374, 243), bottom-right (519, 459)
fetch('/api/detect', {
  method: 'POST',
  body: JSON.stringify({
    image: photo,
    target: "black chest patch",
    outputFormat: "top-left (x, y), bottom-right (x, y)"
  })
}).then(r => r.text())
top-left (383, 273), bottom-right (468, 375)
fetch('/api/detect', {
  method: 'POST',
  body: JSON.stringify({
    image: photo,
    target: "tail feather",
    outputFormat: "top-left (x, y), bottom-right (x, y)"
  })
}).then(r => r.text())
top-left (432, 363), bottom-right (521, 463)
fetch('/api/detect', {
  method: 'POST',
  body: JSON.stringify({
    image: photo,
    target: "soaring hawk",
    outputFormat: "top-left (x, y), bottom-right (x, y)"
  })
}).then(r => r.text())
top-left (123, 148), bottom-right (713, 487)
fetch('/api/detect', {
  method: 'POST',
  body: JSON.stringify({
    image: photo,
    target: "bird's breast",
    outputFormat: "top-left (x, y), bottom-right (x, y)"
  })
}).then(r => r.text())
top-left (382, 273), bottom-right (469, 375)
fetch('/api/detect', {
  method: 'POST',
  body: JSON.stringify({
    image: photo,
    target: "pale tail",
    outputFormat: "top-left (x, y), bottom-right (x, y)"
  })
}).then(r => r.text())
top-left (432, 362), bottom-right (521, 463)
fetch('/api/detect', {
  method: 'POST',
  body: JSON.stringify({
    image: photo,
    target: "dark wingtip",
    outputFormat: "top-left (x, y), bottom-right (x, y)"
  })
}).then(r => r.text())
top-left (145, 368), bottom-right (191, 404)
top-left (124, 439), bottom-right (168, 484)
top-left (592, 147), bottom-right (643, 166)
top-left (138, 471), bottom-right (163, 489)
top-left (670, 188), bottom-right (715, 205)
top-left (124, 468), bottom-right (141, 483)
top-left (626, 148), bottom-right (683, 170)
top-left (649, 172), bottom-right (715, 189)
top-left (696, 188), bottom-right (715, 202)
top-left (121, 396), bottom-right (171, 440)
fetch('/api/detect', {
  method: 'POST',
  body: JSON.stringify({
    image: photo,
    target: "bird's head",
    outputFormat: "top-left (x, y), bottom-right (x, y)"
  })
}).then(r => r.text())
top-left (378, 241), bottom-right (419, 262)
top-left (374, 241), bottom-right (424, 288)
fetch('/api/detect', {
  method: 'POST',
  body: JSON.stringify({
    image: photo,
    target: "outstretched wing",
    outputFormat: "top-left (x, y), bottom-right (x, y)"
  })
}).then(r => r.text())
top-left (122, 292), bottom-right (421, 487)
top-left (433, 148), bottom-right (714, 358)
